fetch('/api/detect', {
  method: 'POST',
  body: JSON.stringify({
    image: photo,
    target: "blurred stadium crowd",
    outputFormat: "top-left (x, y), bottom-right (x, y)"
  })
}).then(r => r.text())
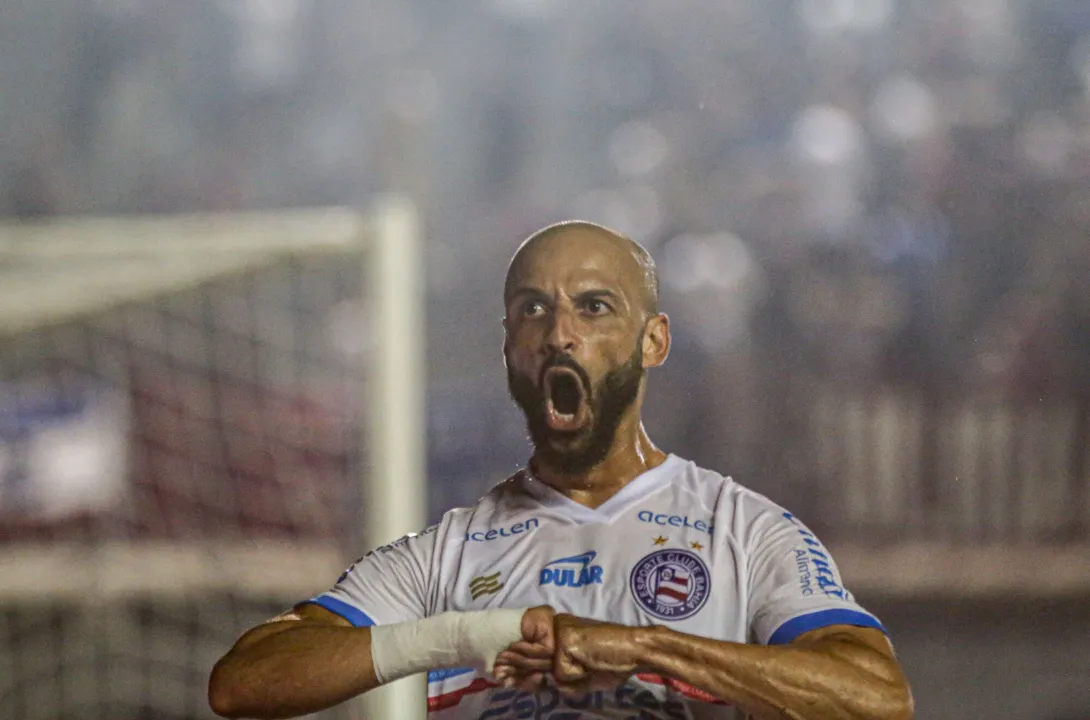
top-left (4, 2), bottom-right (1090, 718)
top-left (2, 0), bottom-right (1090, 533)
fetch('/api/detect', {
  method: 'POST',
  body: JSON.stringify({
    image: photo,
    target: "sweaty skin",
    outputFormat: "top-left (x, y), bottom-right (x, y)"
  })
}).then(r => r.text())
top-left (496, 608), bottom-right (912, 720)
top-left (208, 220), bottom-right (914, 720)
top-left (502, 222), bottom-right (672, 508)
top-left (208, 603), bottom-right (379, 718)
top-left (496, 222), bottom-right (913, 720)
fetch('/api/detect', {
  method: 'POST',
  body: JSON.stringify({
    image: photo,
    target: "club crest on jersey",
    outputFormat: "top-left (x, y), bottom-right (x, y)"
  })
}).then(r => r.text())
top-left (629, 549), bottom-right (710, 620)
top-left (539, 550), bottom-right (604, 588)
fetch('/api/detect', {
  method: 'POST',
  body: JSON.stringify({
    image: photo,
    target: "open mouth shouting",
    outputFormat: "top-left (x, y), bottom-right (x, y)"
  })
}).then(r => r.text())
top-left (542, 365), bottom-right (592, 432)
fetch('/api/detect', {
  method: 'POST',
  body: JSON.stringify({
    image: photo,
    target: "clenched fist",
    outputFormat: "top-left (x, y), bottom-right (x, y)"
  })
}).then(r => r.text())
top-left (493, 610), bottom-right (644, 697)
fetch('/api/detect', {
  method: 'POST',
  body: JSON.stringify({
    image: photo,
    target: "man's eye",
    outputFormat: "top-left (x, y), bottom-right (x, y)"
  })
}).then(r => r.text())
top-left (522, 301), bottom-right (546, 316)
top-left (584, 299), bottom-right (610, 315)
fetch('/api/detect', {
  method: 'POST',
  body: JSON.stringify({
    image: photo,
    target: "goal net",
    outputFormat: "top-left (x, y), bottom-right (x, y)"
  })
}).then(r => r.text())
top-left (0, 201), bottom-right (426, 720)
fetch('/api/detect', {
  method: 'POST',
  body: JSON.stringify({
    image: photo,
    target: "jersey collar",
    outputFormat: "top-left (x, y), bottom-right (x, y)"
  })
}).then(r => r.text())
top-left (518, 454), bottom-right (684, 523)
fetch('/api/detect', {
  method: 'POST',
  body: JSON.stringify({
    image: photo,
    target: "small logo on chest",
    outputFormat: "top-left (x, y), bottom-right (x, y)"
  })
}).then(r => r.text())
top-left (539, 550), bottom-right (603, 588)
top-left (469, 571), bottom-right (504, 599)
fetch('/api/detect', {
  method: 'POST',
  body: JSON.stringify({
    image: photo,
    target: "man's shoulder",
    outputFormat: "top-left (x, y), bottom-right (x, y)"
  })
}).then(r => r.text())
top-left (468, 468), bottom-right (533, 509)
top-left (674, 458), bottom-right (785, 511)
top-left (713, 478), bottom-right (826, 551)
top-left (434, 469), bottom-right (536, 525)
top-left (670, 460), bottom-right (810, 540)
top-left (665, 455), bottom-right (737, 503)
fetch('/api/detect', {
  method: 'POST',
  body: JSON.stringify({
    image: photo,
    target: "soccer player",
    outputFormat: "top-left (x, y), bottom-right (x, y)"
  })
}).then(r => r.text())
top-left (208, 222), bottom-right (913, 719)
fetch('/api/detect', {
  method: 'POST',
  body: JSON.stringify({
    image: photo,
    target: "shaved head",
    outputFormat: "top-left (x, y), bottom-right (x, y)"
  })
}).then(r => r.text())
top-left (502, 220), bottom-right (671, 476)
top-left (504, 221), bottom-right (659, 316)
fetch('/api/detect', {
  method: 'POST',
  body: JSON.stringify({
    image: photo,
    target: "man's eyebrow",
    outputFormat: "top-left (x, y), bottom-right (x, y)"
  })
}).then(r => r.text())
top-left (505, 286), bottom-right (629, 309)
top-left (506, 287), bottom-right (549, 304)
top-left (573, 288), bottom-right (627, 308)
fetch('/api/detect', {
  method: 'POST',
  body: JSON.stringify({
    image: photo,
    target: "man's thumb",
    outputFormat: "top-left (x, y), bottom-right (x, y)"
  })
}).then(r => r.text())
top-left (522, 606), bottom-right (556, 646)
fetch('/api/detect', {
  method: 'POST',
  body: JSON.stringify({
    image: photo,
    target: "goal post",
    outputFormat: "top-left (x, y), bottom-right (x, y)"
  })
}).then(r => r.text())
top-left (362, 197), bottom-right (428, 720)
top-left (0, 198), bottom-right (427, 719)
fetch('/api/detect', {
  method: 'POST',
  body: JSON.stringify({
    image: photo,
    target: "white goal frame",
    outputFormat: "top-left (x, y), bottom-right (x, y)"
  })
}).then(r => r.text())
top-left (0, 197), bottom-right (428, 719)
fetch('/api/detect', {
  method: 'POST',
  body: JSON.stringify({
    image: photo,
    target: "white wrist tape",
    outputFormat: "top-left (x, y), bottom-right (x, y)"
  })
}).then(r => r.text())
top-left (369, 608), bottom-right (525, 684)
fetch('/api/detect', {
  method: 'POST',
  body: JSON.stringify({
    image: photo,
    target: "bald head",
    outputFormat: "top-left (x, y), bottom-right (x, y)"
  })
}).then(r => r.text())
top-left (504, 221), bottom-right (660, 316)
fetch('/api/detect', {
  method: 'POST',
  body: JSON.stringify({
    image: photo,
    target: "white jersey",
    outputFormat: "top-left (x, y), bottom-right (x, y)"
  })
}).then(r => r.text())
top-left (306, 455), bottom-right (885, 719)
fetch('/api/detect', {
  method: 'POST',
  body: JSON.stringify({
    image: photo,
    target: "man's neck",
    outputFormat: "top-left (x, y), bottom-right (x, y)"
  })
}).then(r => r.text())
top-left (530, 425), bottom-right (668, 509)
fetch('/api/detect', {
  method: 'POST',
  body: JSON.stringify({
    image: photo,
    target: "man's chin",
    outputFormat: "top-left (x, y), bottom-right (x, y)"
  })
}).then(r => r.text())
top-left (531, 424), bottom-right (589, 450)
top-left (526, 421), bottom-right (592, 454)
top-left (532, 426), bottom-right (614, 471)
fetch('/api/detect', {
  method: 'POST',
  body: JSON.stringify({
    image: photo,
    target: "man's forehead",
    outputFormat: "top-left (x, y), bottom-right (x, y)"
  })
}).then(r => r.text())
top-left (506, 228), bottom-right (642, 292)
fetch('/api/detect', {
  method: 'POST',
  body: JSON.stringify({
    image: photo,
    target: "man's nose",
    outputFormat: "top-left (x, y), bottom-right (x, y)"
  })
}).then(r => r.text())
top-left (543, 309), bottom-right (580, 354)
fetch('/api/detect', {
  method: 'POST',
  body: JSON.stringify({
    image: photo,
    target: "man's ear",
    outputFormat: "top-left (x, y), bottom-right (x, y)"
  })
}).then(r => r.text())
top-left (641, 313), bottom-right (670, 369)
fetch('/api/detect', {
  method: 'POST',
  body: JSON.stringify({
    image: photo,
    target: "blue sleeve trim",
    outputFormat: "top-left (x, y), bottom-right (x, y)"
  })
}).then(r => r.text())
top-left (301, 595), bottom-right (377, 628)
top-left (767, 609), bottom-right (887, 646)
top-left (428, 667), bottom-right (476, 683)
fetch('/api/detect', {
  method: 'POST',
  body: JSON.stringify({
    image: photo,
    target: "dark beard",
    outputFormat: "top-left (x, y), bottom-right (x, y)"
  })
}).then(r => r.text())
top-left (507, 341), bottom-right (644, 475)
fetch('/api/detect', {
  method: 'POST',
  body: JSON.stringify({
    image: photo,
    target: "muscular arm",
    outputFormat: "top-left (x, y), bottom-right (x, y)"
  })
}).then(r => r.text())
top-left (630, 624), bottom-right (912, 720)
top-left (498, 617), bottom-right (913, 720)
top-left (207, 603), bottom-right (378, 719)
top-left (211, 602), bottom-right (535, 719)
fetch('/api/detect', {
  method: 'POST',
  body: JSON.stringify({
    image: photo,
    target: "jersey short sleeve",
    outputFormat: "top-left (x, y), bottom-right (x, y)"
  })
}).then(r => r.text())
top-left (302, 523), bottom-right (442, 627)
top-left (744, 503), bottom-right (886, 646)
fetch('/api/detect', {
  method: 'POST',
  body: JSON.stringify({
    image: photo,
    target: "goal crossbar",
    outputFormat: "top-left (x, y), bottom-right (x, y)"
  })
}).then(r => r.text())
top-left (0, 208), bottom-right (369, 336)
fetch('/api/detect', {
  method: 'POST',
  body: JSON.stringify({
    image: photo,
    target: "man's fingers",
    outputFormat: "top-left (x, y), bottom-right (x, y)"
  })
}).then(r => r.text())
top-left (493, 665), bottom-right (546, 692)
top-left (503, 640), bottom-right (553, 659)
top-left (493, 635), bottom-right (554, 674)
top-left (554, 671), bottom-right (629, 698)
top-left (494, 650), bottom-right (552, 672)
top-left (553, 650), bottom-right (589, 684)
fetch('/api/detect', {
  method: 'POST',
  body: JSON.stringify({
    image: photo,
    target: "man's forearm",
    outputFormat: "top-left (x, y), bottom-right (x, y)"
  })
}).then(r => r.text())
top-left (631, 627), bottom-right (912, 720)
top-left (209, 622), bottom-right (377, 719)
top-left (210, 606), bottom-right (530, 718)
